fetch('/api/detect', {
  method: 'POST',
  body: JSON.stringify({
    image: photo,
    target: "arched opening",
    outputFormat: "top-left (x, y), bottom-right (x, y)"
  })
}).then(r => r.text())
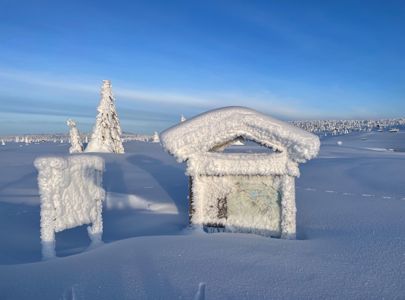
top-left (210, 136), bottom-right (282, 154)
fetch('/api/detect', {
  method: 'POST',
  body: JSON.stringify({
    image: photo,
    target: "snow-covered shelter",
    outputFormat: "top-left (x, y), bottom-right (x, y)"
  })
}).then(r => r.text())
top-left (161, 107), bottom-right (320, 239)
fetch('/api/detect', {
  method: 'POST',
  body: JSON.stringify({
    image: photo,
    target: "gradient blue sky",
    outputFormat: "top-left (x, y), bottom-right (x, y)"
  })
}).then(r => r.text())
top-left (0, 0), bottom-right (404, 134)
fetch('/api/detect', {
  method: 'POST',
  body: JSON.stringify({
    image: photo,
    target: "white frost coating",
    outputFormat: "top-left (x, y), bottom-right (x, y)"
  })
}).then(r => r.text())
top-left (34, 155), bottom-right (105, 259)
top-left (161, 106), bottom-right (320, 163)
top-left (152, 131), bottom-right (160, 143)
top-left (280, 175), bottom-right (296, 239)
top-left (85, 80), bottom-right (125, 153)
top-left (67, 119), bottom-right (84, 153)
top-left (161, 106), bottom-right (320, 239)
top-left (187, 152), bottom-right (299, 177)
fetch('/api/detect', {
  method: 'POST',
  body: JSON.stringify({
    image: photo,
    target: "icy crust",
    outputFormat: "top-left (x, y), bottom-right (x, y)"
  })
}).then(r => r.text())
top-left (161, 106), bottom-right (320, 163)
top-left (34, 155), bottom-right (105, 259)
top-left (187, 152), bottom-right (299, 177)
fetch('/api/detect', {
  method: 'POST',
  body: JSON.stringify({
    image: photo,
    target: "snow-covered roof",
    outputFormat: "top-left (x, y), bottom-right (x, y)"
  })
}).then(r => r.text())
top-left (160, 106), bottom-right (320, 163)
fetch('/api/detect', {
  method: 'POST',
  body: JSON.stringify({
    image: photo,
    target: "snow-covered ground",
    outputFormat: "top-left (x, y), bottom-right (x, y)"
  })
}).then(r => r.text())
top-left (1, 131), bottom-right (405, 299)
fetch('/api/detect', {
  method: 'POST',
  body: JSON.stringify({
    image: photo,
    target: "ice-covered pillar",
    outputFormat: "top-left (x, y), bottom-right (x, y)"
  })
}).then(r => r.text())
top-left (280, 175), bottom-right (296, 239)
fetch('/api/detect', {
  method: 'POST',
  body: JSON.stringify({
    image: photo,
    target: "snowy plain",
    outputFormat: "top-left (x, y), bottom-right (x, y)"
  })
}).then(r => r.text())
top-left (0, 131), bottom-right (405, 299)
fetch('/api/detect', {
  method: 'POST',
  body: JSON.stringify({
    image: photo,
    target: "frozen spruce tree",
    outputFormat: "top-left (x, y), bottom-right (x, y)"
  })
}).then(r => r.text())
top-left (67, 119), bottom-right (84, 153)
top-left (152, 131), bottom-right (160, 143)
top-left (85, 80), bottom-right (125, 153)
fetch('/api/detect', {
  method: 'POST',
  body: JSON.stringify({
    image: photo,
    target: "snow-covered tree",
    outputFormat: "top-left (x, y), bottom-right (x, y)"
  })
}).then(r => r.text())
top-left (180, 114), bottom-right (186, 122)
top-left (67, 119), bottom-right (84, 153)
top-left (85, 80), bottom-right (124, 153)
top-left (152, 131), bottom-right (160, 143)
top-left (1, 139), bottom-right (5, 146)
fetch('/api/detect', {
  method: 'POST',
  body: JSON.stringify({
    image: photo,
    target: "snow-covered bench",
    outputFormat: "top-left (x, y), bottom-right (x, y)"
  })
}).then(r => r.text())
top-left (34, 155), bottom-right (105, 259)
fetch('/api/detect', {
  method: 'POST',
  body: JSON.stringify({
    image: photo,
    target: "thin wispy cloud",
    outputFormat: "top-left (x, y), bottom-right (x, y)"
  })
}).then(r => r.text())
top-left (0, 0), bottom-right (404, 135)
top-left (0, 68), bottom-right (318, 119)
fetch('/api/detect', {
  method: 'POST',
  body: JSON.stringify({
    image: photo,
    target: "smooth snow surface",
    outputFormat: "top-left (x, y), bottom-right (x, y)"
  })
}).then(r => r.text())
top-left (1, 132), bottom-right (405, 299)
top-left (161, 106), bottom-right (320, 163)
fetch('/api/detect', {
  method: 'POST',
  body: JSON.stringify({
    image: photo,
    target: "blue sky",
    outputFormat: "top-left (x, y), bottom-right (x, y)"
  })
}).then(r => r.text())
top-left (0, 0), bottom-right (404, 134)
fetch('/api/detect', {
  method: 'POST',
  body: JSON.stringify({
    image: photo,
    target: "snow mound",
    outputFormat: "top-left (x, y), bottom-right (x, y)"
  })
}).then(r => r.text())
top-left (160, 106), bottom-right (320, 163)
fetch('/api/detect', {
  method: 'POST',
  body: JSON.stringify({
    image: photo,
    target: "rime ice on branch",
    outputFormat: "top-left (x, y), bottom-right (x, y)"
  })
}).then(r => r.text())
top-left (161, 106), bottom-right (320, 239)
top-left (67, 119), bottom-right (84, 153)
top-left (85, 80), bottom-right (125, 153)
top-left (34, 155), bottom-right (105, 259)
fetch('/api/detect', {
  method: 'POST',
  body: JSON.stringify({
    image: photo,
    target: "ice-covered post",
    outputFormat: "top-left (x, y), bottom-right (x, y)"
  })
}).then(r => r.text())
top-left (85, 80), bottom-right (125, 153)
top-left (280, 175), bottom-right (296, 239)
top-left (67, 119), bottom-right (84, 153)
top-left (34, 155), bottom-right (105, 259)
